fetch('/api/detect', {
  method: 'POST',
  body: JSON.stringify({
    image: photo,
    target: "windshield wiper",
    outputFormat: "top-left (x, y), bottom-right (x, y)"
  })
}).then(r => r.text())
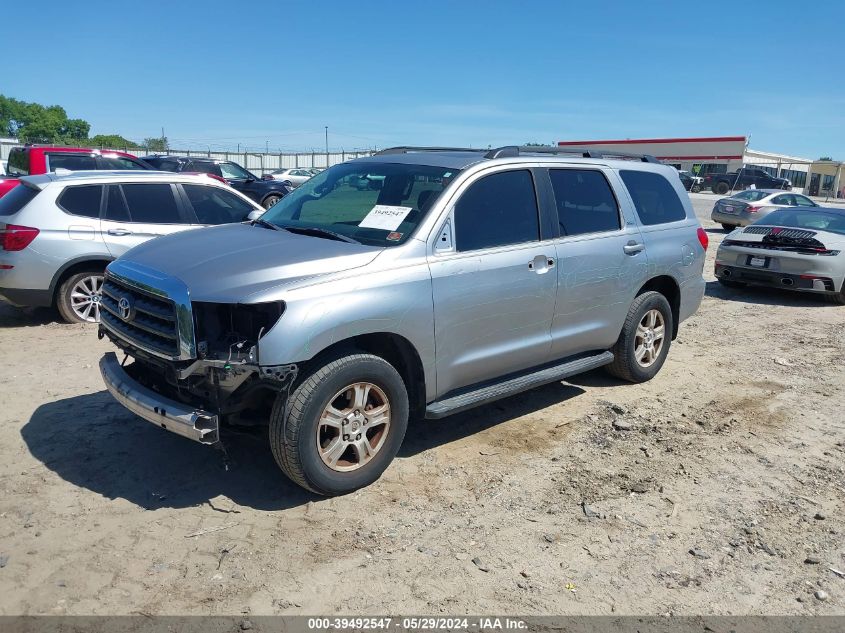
top-left (282, 226), bottom-right (360, 244)
top-left (251, 218), bottom-right (280, 231)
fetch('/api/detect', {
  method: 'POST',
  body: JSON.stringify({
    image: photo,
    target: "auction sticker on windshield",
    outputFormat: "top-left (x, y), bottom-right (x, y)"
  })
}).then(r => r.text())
top-left (359, 205), bottom-right (413, 231)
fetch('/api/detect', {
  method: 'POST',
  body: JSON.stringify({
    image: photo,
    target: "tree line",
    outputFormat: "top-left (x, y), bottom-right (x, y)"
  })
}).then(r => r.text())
top-left (0, 95), bottom-right (168, 150)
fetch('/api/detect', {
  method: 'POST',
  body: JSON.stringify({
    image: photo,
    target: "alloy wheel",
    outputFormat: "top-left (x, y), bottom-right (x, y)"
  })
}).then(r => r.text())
top-left (316, 382), bottom-right (391, 472)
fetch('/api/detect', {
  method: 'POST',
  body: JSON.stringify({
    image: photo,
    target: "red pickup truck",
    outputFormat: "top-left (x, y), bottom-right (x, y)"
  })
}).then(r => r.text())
top-left (0, 146), bottom-right (151, 198)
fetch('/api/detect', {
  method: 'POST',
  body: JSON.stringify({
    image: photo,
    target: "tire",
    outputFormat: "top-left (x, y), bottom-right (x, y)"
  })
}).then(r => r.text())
top-left (262, 194), bottom-right (282, 209)
top-left (721, 223), bottom-right (736, 231)
top-left (605, 291), bottom-right (673, 383)
top-left (691, 185), bottom-right (701, 193)
top-left (282, 180), bottom-right (293, 188)
top-left (714, 182), bottom-right (730, 195)
top-left (824, 282), bottom-right (845, 305)
top-left (56, 270), bottom-right (105, 324)
top-left (718, 278), bottom-right (746, 289)
top-left (269, 353), bottom-right (409, 496)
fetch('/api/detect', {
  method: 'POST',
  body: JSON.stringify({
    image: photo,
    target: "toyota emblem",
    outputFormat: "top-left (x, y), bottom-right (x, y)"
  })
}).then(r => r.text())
top-left (118, 296), bottom-right (134, 321)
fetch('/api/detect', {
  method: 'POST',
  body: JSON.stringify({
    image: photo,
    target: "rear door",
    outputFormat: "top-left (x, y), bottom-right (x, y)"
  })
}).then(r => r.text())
top-left (548, 167), bottom-right (648, 359)
top-left (100, 183), bottom-right (194, 258)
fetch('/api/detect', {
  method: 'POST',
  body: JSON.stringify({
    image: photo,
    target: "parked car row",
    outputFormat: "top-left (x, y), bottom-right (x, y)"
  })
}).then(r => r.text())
top-left (0, 171), bottom-right (264, 322)
top-left (265, 167), bottom-right (321, 187)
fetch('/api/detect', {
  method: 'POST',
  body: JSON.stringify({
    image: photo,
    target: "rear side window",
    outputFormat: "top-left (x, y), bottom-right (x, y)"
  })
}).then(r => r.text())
top-left (188, 162), bottom-right (223, 177)
top-left (549, 169), bottom-right (620, 236)
top-left (183, 184), bottom-right (255, 225)
top-left (620, 170), bottom-right (687, 225)
top-left (98, 156), bottom-right (148, 170)
top-left (0, 184), bottom-right (39, 216)
top-left (121, 184), bottom-right (182, 224)
top-left (57, 185), bottom-right (102, 218)
top-left (105, 186), bottom-right (131, 222)
top-left (46, 153), bottom-right (97, 171)
top-left (7, 148), bottom-right (29, 176)
top-left (455, 170), bottom-right (539, 251)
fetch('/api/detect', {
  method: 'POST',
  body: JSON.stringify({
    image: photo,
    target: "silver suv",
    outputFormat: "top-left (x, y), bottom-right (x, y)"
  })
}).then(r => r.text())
top-left (97, 146), bottom-right (707, 495)
top-left (0, 171), bottom-right (263, 323)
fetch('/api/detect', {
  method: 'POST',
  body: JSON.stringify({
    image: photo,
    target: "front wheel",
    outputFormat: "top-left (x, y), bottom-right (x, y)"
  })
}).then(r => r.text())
top-left (605, 291), bottom-right (673, 383)
top-left (56, 271), bottom-right (104, 324)
top-left (269, 353), bottom-right (409, 495)
top-left (262, 194), bottom-right (282, 209)
top-left (691, 185), bottom-right (701, 193)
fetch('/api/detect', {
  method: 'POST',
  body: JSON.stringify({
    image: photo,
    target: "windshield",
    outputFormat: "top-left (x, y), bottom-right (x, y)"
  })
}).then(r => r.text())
top-left (260, 161), bottom-right (458, 246)
top-left (731, 190), bottom-right (770, 202)
top-left (757, 209), bottom-right (845, 235)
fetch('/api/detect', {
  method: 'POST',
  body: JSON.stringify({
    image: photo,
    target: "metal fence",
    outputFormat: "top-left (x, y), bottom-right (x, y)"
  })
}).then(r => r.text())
top-left (0, 140), bottom-right (375, 175)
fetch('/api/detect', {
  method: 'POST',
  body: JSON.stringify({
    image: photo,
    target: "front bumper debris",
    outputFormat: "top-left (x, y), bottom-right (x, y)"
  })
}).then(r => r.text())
top-left (100, 352), bottom-right (220, 444)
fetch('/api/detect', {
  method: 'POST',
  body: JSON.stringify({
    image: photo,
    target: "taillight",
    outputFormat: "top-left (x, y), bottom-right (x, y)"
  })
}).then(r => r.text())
top-left (746, 205), bottom-right (761, 213)
top-left (696, 227), bottom-right (709, 250)
top-left (1, 224), bottom-right (40, 251)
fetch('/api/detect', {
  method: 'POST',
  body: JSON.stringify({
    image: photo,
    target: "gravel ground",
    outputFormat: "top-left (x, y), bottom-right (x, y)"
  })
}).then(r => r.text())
top-left (0, 193), bottom-right (843, 616)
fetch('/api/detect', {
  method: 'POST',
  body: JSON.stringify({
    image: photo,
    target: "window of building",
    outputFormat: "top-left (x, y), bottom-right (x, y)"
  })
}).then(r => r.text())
top-left (455, 170), bottom-right (539, 251)
top-left (695, 163), bottom-right (728, 176)
top-left (620, 170), bottom-right (687, 226)
top-left (549, 169), bottom-right (620, 236)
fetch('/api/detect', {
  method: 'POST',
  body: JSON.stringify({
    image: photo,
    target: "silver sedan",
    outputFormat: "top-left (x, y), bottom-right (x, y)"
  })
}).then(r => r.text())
top-left (266, 168), bottom-right (313, 187)
top-left (711, 189), bottom-right (818, 230)
top-left (715, 207), bottom-right (845, 304)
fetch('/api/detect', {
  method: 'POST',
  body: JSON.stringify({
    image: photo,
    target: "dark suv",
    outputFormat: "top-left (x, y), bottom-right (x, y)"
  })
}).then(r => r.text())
top-left (143, 155), bottom-right (292, 208)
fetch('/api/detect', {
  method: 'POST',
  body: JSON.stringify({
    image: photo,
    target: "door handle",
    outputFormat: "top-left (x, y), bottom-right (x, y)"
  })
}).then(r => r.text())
top-left (528, 255), bottom-right (554, 273)
top-left (623, 241), bottom-right (645, 255)
top-left (107, 228), bottom-right (133, 236)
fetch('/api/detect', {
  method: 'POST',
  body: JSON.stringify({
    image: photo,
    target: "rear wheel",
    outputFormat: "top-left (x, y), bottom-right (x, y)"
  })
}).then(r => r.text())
top-left (824, 282), bottom-right (845, 305)
top-left (721, 223), bottom-right (736, 231)
top-left (269, 353), bottom-right (409, 496)
top-left (56, 270), bottom-right (104, 324)
top-left (262, 194), bottom-right (282, 209)
top-left (715, 182), bottom-right (730, 195)
top-left (605, 291), bottom-right (673, 383)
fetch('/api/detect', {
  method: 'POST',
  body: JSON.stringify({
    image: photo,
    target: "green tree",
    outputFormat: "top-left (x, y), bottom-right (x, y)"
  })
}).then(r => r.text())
top-left (143, 136), bottom-right (169, 152)
top-left (89, 134), bottom-right (140, 149)
top-left (0, 95), bottom-right (90, 143)
top-left (819, 156), bottom-right (833, 161)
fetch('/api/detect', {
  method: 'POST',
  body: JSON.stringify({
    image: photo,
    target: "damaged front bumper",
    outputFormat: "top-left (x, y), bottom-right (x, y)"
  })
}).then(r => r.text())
top-left (100, 352), bottom-right (220, 445)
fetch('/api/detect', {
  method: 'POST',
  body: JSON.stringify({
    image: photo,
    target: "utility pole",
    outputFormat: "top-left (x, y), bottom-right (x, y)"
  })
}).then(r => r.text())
top-left (325, 126), bottom-right (329, 154)
top-left (265, 140), bottom-right (269, 154)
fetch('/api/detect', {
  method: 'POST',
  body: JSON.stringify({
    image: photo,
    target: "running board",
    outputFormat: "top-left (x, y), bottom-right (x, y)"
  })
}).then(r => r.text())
top-left (424, 351), bottom-right (614, 419)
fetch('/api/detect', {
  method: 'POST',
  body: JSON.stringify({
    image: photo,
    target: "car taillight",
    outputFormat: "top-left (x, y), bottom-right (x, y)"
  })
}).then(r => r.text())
top-left (1, 224), bottom-right (40, 251)
top-left (697, 227), bottom-right (709, 250)
top-left (747, 205), bottom-right (761, 213)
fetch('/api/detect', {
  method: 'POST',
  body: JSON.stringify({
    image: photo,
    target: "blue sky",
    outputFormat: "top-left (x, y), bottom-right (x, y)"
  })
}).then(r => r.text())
top-left (5, 0), bottom-right (844, 158)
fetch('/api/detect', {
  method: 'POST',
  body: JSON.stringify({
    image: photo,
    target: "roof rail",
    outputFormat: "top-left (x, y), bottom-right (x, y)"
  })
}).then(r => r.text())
top-left (514, 146), bottom-right (660, 163)
top-left (375, 146), bottom-right (486, 155)
top-left (373, 145), bottom-right (659, 163)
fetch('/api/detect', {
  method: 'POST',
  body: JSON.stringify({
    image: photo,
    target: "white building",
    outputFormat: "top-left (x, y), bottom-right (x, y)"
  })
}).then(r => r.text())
top-left (557, 136), bottom-right (843, 197)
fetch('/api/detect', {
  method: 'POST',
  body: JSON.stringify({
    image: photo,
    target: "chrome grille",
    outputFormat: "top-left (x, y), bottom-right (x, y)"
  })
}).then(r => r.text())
top-left (101, 277), bottom-right (180, 357)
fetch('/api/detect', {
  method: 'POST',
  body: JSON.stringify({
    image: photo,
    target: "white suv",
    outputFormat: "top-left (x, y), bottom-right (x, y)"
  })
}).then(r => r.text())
top-left (0, 170), bottom-right (263, 323)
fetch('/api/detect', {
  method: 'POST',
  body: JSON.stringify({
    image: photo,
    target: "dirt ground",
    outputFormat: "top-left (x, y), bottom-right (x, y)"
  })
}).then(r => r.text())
top-left (0, 194), bottom-right (843, 616)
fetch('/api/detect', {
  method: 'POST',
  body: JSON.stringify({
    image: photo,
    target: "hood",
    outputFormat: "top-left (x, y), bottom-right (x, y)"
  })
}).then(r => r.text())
top-left (118, 223), bottom-right (383, 302)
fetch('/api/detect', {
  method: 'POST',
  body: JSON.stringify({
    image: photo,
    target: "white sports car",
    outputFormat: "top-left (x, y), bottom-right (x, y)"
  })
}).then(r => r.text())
top-left (715, 207), bottom-right (845, 304)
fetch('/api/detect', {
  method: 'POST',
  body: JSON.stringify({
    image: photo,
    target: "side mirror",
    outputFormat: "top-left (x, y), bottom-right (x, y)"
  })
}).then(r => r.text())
top-left (247, 209), bottom-right (264, 221)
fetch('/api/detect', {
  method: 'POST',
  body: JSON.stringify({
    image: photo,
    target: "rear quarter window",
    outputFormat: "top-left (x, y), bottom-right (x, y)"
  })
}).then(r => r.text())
top-left (0, 184), bottom-right (40, 216)
top-left (57, 185), bottom-right (103, 218)
top-left (7, 148), bottom-right (29, 176)
top-left (620, 170), bottom-right (687, 226)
